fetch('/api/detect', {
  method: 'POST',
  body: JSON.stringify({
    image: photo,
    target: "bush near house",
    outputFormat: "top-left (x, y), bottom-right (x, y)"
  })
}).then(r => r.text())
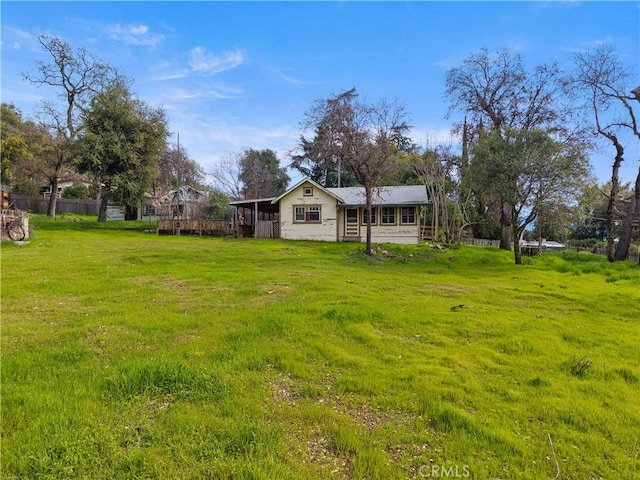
top-left (61, 182), bottom-right (90, 199)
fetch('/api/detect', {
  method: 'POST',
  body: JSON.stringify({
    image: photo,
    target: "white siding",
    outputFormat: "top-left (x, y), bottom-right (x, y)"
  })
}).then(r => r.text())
top-left (279, 183), bottom-right (338, 241)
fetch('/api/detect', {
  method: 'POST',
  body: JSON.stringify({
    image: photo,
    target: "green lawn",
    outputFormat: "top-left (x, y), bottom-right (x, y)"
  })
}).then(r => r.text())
top-left (2, 216), bottom-right (639, 479)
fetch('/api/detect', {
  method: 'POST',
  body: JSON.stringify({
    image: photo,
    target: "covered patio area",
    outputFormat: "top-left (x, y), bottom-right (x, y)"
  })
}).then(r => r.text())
top-left (229, 197), bottom-right (280, 238)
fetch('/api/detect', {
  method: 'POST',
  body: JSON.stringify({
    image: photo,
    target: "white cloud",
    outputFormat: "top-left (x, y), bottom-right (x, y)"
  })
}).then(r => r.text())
top-left (166, 111), bottom-right (299, 178)
top-left (0, 40), bottom-right (18, 50)
top-left (189, 46), bottom-right (244, 74)
top-left (152, 71), bottom-right (189, 81)
top-left (275, 69), bottom-right (314, 86)
top-left (105, 23), bottom-right (164, 48)
top-left (162, 87), bottom-right (242, 102)
top-left (2, 25), bottom-right (32, 39)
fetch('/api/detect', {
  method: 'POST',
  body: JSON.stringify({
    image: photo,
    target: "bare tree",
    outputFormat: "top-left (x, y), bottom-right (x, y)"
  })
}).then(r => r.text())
top-left (156, 144), bottom-right (206, 194)
top-left (209, 153), bottom-right (244, 201)
top-left (569, 44), bottom-right (640, 261)
top-left (301, 88), bottom-right (411, 255)
top-left (410, 139), bottom-right (464, 242)
top-left (23, 35), bottom-right (116, 217)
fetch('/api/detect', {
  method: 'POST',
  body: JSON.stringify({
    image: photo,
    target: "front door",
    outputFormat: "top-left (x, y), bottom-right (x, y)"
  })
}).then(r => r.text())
top-left (345, 208), bottom-right (359, 238)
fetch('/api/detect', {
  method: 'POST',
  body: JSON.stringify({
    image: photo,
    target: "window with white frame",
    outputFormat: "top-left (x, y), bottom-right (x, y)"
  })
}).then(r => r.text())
top-left (294, 205), bottom-right (321, 223)
top-left (303, 186), bottom-right (313, 196)
top-left (381, 207), bottom-right (396, 225)
top-left (346, 208), bottom-right (358, 224)
top-left (143, 204), bottom-right (156, 216)
top-left (362, 207), bottom-right (377, 225)
top-left (401, 206), bottom-right (416, 224)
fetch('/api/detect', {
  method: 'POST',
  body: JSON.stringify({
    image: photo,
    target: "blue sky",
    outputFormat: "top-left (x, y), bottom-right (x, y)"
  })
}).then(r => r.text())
top-left (1, 1), bottom-right (638, 185)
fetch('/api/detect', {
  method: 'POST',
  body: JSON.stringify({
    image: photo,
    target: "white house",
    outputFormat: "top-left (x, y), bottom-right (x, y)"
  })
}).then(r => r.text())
top-left (231, 178), bottom-right (430, 244)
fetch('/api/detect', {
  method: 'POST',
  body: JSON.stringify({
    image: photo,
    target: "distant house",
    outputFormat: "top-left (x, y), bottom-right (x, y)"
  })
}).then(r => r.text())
top-left (520, 239), bottom-right (567, 256)
top-left (153, 186), bottom-right (235, 236)
top-left (104, 186), bottom-right (208, 222)
top-left (155, 185), bottom-right (208, 219)
top-left (230, 178), bottom-right (430, 244)
top-left (40, 173), bottom-right (93, 198)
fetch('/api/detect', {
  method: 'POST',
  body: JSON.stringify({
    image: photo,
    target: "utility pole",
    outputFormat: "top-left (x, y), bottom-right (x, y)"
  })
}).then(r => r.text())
top-left (176, 132), bottom-right (180, 188)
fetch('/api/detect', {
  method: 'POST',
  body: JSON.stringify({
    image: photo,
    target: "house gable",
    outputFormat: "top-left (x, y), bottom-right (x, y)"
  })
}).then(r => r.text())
top-left (277, 180), bottom-right (340, 241)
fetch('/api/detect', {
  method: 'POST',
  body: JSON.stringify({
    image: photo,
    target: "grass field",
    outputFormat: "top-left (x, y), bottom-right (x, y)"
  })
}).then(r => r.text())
top-left (2, 215), bottom-right (639, 479)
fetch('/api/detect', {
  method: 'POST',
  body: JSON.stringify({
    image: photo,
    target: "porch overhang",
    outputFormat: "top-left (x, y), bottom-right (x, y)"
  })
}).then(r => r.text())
top-left (229, 197), bottom-right (279, 215)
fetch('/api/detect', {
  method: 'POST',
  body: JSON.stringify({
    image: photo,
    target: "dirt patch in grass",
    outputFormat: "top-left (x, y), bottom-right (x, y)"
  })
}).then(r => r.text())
top-left (269, 372), bottom-right (299, 406)
top-left (126, 276), bottom-right (155, 286)
top-left (422, 282), bottom-right (475, 298)
top-left (302, 427), bottom-right (353, 479)
top-left (270, 372), bottom-right (419, 432)
top-left (251, 283), bottom-right (295, 306)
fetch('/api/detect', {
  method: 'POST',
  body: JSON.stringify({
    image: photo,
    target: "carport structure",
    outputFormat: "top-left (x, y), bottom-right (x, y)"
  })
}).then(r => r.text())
top-left (229, 197), bottom-right (279, 238)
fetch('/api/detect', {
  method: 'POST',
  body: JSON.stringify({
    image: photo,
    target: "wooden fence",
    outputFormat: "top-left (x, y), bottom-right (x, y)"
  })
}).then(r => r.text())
top-left (460, 237), bottom-right (501, 248)
top-left (157, 219), bottom-right (233, 236)
top-left (10, 195), bottom-right (98, 216)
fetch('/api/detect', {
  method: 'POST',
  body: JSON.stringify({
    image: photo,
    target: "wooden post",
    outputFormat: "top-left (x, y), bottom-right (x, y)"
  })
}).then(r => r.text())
top-left (254, 200), bottom-right (258, 238)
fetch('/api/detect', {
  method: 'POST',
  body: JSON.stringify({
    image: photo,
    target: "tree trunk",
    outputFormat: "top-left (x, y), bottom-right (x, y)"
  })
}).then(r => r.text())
top-left (606, 140), bottom-right (624, 261)
top-left (46, 175), bottom-right (58, 218)
top-left (98, 196), bottom-right (108, 222)
top-left (538, 215), bottom-right (543, 252)
top-left (365, 187), bottom-right (373, 255)
top-left (47, 156), bottom-right (64, 217)
top-left (613, 166), bottom-right (640, 261)
top-left (514, 244), bottom-right (523, 265)
top-left (500, 201), bottom-right (512, 250)
top-left (95, 172), bottom-right (102, 215)
top-left (614, 220), bottom-right (633, 261)
top-left (433, 198), bottom-right (439, 242)
top-left (512, 213), bottom-right (523, 265)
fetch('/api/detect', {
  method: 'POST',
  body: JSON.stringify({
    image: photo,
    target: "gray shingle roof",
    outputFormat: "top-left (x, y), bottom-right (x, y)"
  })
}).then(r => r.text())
top-left (326, 185), bottom-right (429, 206)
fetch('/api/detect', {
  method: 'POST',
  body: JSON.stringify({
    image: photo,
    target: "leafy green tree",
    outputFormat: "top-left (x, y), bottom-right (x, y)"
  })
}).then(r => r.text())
top-left (75, 80), bottom-right (168, 221)
top-left (61, 183), bottom-right (90, 199)
top-left (533, 201), bottom-right (575, 243)
top-left (1, 104), bottom-right (29, 186)
top-left (290, 124), bottom-right (357, 188)
top-left (471, 128), bottom-right (590, 264)
top-left (0, 103), bottom-right (56, 196)
top-left (238, 148), bottom-right (290, 199)
top-left (568, 182), bottom-right (609, 242)
top-left (206, 187), bottom-right (230, 220)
